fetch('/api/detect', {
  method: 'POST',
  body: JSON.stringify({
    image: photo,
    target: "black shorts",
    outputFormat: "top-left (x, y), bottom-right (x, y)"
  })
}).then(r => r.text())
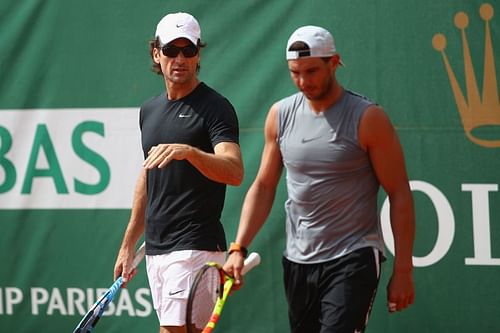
top-left (282, 247), bottom-right (382, 333)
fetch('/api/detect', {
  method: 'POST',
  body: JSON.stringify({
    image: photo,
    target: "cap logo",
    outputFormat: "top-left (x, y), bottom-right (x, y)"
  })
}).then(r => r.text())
top-left (176, 24), bottom-right (184, 28)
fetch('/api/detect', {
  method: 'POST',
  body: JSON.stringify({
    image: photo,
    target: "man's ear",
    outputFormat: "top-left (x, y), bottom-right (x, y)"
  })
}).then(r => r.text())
top-left (153, 48), bottom-right (161, 63)
top-left (332, 54), bottom-right (341, 66)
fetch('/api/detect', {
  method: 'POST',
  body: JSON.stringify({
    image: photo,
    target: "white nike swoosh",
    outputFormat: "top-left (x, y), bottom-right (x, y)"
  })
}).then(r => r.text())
top-left (179, 114), bottom-right (192, 118)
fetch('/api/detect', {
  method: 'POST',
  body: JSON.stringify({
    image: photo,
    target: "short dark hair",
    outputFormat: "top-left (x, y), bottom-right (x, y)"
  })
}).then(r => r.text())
top-left (288, 41), bottom-right (309, 51)
top-left (149, 37), bottom-right (206, 75)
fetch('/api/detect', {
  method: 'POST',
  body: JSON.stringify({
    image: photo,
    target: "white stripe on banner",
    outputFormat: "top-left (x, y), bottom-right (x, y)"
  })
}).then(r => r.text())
top-left (0, 108), bottom-right (143, 209)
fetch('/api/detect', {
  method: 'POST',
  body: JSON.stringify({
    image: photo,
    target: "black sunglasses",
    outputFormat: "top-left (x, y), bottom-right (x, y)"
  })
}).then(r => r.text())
top-left (161, 44), bottom-right (199, 58)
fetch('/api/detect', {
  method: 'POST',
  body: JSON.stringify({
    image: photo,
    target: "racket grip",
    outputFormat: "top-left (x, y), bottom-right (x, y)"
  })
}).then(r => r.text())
top-left (241, 252), bottom-right (261, 275)
top-left (109, 277), bottom-right (124, 296)
top-left (131, 242), bottom-right (146, 269)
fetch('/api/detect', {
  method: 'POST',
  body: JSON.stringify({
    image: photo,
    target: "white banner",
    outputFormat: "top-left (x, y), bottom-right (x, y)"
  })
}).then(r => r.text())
top-left (0, 108), bottom-right (143, 209)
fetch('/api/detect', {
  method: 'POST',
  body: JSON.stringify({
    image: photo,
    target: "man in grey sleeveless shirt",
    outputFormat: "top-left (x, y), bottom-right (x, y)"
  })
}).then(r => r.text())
top-left (224, 25), bottom-right (415, 332)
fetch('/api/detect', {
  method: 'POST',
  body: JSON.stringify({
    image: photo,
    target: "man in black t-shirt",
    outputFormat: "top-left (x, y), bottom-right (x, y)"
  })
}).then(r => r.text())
top-left (113, 12), bottom-right (243, 333)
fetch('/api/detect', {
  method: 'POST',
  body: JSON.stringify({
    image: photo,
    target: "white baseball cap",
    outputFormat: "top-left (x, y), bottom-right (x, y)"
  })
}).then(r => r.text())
top-left (286, 25), bottom-right (342, 63)
top-left (155, 12), bottom-right (201, 46)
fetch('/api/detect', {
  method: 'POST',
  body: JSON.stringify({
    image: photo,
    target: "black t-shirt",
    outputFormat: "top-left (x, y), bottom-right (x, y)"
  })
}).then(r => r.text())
top-left (139, 82), bottom-right (239, 255)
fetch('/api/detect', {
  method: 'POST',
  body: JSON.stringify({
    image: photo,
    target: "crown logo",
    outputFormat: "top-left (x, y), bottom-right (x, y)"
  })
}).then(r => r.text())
top-left (432, 3), bottom-right (500, 148)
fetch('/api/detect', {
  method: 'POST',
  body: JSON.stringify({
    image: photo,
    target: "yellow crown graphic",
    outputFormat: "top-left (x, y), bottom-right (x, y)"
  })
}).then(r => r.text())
top-left (432, 3), bottom-right (500, 148)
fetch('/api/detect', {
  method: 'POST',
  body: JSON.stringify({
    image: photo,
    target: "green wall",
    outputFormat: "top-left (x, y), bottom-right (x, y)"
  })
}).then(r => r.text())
top-left (1, 1), bottom-right (499, 332)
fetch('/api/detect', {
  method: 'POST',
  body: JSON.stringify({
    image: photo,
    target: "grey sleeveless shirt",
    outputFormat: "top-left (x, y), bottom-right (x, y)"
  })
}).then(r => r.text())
top-left (277, 90), bottom-right (385, 263)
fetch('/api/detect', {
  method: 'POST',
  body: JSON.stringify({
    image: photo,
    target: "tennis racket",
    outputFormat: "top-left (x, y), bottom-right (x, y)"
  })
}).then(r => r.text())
top-left (72, 242), bottom-right (146, 333)
top-left (186, 252), bottom-right (261, 333)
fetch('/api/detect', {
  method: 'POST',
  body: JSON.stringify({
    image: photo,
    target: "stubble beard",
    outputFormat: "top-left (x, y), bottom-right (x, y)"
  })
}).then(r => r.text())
top-left (307, 76), bottom-right (334, 101)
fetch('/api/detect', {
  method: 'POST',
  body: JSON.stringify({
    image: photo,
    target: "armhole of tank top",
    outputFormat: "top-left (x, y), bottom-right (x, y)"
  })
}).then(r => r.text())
top-left (356, 102), bottom-right (375, 150)
top-left (275, 102), bottom-right (282, 144)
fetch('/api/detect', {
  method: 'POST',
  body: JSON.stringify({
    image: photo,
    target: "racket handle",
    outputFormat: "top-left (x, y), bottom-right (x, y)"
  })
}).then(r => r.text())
top-left (109, 277), bottom-right (124, 296)
top-left (131, 242), bottom-right (146, 269)
top-left (241, 252), bottom-right (261, 275)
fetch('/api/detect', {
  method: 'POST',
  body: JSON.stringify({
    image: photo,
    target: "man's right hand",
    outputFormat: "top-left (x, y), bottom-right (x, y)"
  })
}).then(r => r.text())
top-left (113, 247), bottom-right (137, 288)
top-left (223, 252), bottom-right (246, 289)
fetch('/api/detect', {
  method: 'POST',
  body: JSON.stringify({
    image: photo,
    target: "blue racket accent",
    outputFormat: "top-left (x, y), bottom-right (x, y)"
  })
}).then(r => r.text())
top-left (72, 242), bottom-right (145, 333)
top-left (73, 277), bottom-right (123, 333)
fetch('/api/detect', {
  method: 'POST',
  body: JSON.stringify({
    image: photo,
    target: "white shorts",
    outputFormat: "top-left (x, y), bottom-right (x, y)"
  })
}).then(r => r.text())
top-left (146, 250), bottom-right (225, 327)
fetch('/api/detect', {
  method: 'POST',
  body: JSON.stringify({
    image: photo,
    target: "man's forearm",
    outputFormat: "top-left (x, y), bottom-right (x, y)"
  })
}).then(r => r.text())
top-left (390, 190), bottom-right (415, 272)
top-left (187, 147), bottom-right (243, 186)
top-left (235, 182), bottom-right (276, 247)
top-left (120, 170), bottom-right (147, 250)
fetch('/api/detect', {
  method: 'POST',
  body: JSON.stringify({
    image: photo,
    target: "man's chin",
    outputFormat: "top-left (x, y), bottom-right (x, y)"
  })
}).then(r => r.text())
top-left (303, 92), bottom-right (320, 100)
top-left (168, 76), bottom-right (190, 84)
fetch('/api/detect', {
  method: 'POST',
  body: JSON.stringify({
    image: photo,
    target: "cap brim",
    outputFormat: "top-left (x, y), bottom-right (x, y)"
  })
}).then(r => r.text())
top-left (159, 34), bottom-right (198, 46)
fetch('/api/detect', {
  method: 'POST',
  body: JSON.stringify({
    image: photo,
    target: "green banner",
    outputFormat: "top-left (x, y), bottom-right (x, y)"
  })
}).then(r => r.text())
top-left (1, 1), bottom-right (499, 332)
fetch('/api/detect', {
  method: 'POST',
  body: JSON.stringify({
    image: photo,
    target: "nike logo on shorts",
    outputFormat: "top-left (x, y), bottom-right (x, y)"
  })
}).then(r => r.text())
top-left (168, 289), bottom-right (185, 296)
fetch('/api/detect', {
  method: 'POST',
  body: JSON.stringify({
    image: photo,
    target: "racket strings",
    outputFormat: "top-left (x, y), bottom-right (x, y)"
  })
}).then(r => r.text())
top-left (190, 266), bottom-right (222, 330)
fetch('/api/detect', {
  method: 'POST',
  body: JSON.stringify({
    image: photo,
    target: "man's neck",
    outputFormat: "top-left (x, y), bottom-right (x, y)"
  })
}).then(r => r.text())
top-left (166, 79), bottom-right (200, 101)
top-left (308, 83), bottom-right (344, 113)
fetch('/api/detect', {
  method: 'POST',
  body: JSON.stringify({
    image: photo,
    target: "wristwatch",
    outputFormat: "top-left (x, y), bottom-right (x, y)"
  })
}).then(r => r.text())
top-left (228, 242), bottom-right (248, 258)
